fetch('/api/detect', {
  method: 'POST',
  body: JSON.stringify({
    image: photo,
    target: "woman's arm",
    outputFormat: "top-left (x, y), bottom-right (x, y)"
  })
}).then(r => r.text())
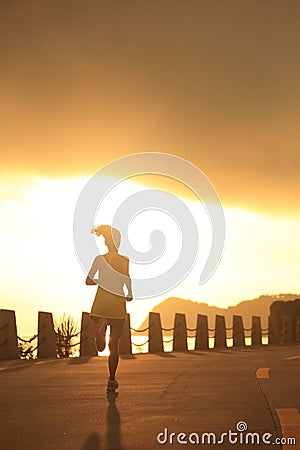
top-left (85, 257), bottom-right (100, 285)
top-left (124, 257), bottom-right (133, 301)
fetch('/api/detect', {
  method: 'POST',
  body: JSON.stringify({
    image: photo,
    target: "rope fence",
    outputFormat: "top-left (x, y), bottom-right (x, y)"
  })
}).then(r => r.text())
top-left (130, 326), bottom-right (270, 337)
top-left (130, 313), bottom-right (276, 352)
top-left (162, 337), bottom-right (174, 344)
top-left (2, 307), bottom-right (299, 361)
top-left (28, 338), bottom-right (46, 355)
top-left (130, 326), bottom-right (150, 333)
top-left (16, 323), bottom-right (86, 359)
top-left (17, 333), bottom-right (38, 344)
top-left (55, 326), bottom-right (87, 357)
top-left (132, 338), bottom-right (150, 347)
top-left (67, 337), bottom-right (86, 348)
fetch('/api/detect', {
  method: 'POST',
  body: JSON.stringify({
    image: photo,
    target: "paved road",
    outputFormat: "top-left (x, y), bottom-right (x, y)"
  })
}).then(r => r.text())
top-left (0, 345), bottom-right (300, 450)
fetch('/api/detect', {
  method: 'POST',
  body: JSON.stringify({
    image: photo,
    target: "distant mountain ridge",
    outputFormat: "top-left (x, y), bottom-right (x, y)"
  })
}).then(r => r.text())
top-left (137, 293), bottom-right (300, 332)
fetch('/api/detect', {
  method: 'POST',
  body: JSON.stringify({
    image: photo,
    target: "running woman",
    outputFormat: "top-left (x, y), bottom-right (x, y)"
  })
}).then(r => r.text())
top-left (86, 225), bottom-right (133, 392)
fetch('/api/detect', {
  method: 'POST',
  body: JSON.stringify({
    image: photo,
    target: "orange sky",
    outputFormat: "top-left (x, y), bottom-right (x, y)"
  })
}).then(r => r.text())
top-left (0, 2), bottom-right (300, 337)
top-left (0, 1), bottom-right (299, 214)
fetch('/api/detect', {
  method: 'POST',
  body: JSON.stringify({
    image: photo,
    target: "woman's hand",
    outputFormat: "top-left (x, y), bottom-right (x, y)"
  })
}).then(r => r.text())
top-left (85, 276), bottom-right (97, 285)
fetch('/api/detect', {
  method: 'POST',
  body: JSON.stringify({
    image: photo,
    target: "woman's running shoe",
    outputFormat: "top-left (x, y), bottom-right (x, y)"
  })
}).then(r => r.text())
top-left (106, 379), bottom-right (119, 392)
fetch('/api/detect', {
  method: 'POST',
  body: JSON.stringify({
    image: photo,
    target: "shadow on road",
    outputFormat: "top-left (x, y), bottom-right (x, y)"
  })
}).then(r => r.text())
top-left (81, 433), bottom-right (100, 450)
top-left (120, 354), bottom-right (136, 359)
top-left (68, 356), bottom-right (94, 364)
top-left (184, 351), bottom-right (210, 357)
top-left (106, 391), bottom-right (123, 450)
top-left (0, 364), bottom-right (33, 373)
top-left (151, 352), bottom-right (177, 358)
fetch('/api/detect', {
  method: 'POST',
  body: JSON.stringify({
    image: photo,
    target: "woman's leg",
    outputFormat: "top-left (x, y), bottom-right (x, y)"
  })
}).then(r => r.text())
top-left (91, 316), bottom-right (108, 352)
top-left (108, 319), bottom-right (125, 381)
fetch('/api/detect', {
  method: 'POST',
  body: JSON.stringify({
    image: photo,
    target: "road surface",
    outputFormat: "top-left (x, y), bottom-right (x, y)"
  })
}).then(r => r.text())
top-left (1, 344), bottom-right (299, 449)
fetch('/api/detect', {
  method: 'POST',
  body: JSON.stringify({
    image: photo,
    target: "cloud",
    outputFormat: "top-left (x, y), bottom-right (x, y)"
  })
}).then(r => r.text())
top-left (0, 1), bottom-right (299, 213)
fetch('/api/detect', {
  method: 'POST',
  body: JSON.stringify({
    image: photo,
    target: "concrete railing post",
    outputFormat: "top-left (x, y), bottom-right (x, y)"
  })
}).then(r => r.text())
top-left (37, 311), bottom-right (57, 359)
top-left (268, 315), bottom-right (281, 345)
top-left (296, 316), bottom-right (300, 343)
top-left (0, 309), bottom-right (19, 360)
top-left (195, 314), bottom-right (209, 350)
top-left (79, 312), bottom-right (97, 357)
top-left (251, 316), bottom-right (262, 346)
top-left (119, 313), bottom-right (132, 355)
top-left (149, 312), bottom-right (163, 353)
top-left (173, 313), bottom-right (187, 352)
top-left (232, 315), bottom-right (245, 347)
top-left (214, 315), bottom-right (227, 348)
top-left (280, 315), bottom-right (293, 344)
top-left (295, 300), bottom-right (300, 339)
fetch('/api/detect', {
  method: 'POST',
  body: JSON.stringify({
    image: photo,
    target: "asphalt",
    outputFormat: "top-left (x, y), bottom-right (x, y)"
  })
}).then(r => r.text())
top-left (0, 344), bottom-right (300, 450)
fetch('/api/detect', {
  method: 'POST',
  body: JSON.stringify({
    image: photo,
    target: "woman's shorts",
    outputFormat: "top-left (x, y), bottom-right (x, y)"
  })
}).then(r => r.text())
top-left (90, 315), bottom-right (125, 334)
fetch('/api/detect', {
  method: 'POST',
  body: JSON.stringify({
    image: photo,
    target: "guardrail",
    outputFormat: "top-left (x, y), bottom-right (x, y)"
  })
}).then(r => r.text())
top-left (1, 307), bottom-right (299, 360)
top-left (130, 312), bottom-right (272, 353)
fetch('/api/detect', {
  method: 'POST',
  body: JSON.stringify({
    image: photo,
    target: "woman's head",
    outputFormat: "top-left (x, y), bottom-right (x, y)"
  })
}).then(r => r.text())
top-left (91, 225), bottom-right (121, 251)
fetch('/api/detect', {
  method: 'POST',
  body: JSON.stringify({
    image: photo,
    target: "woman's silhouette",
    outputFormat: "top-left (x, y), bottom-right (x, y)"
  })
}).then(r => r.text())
top-left (86, 225), bottom-right (132, 392)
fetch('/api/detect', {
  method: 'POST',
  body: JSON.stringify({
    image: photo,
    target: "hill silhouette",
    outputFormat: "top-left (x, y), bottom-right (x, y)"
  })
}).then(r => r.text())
top-left (137, 293), bottom-right (300, 333)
